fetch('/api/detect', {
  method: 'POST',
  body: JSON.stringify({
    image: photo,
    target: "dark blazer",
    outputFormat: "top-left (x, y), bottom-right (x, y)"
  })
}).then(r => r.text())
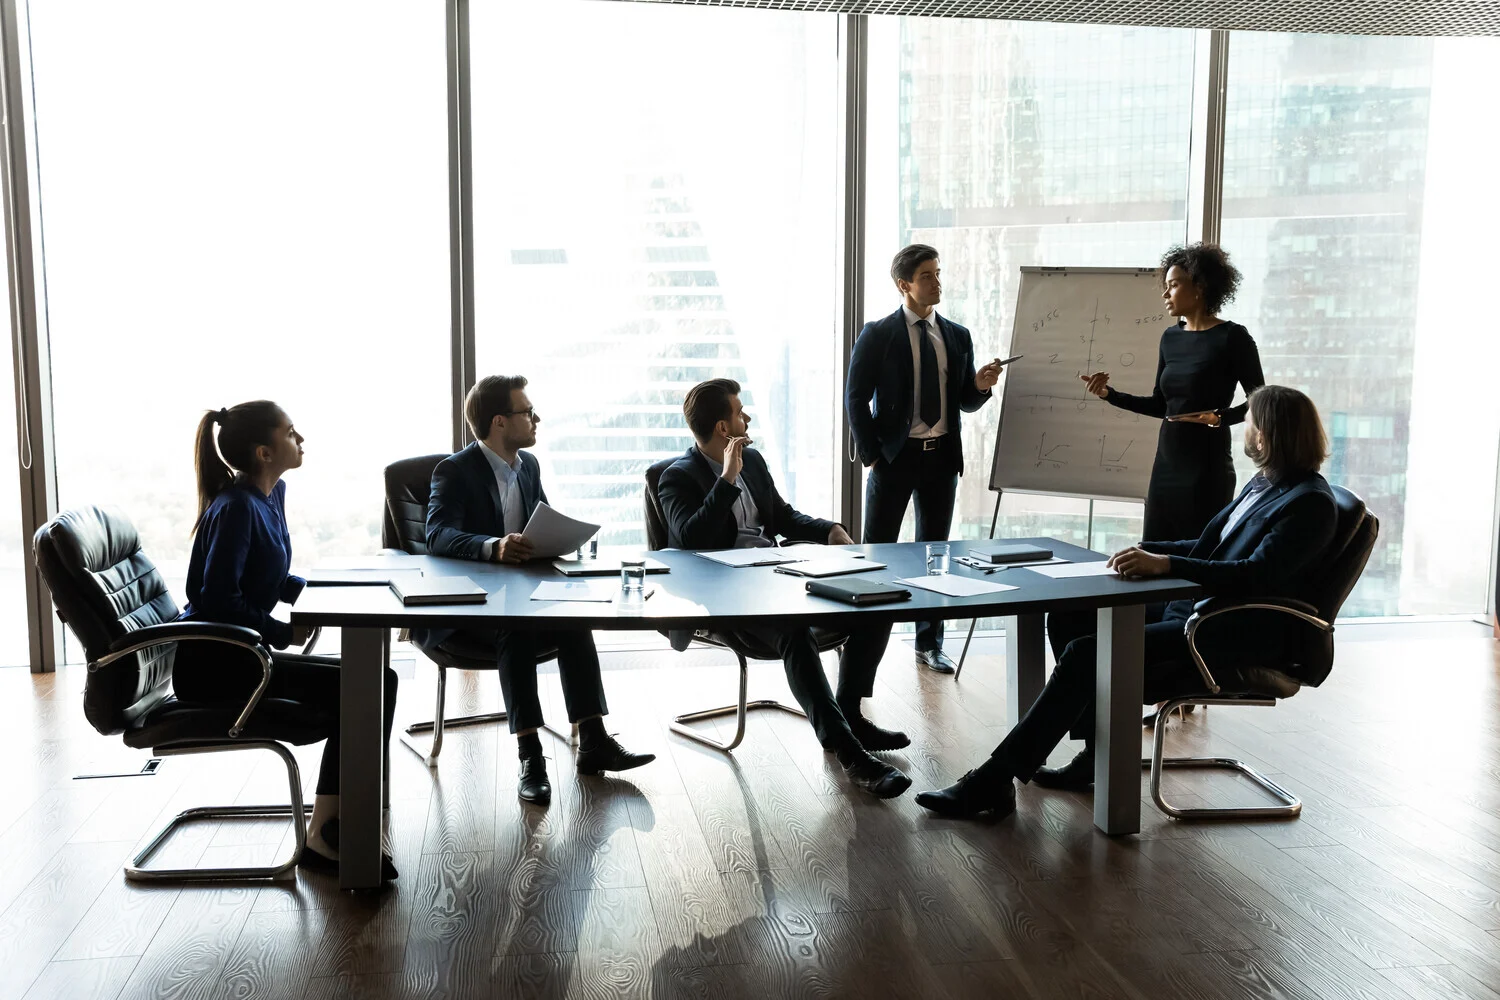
top-left (1143, 471), bottom-right (1339, 680)
top-left (1142, 471), bottom-right (1337, 599)
top-left (658, 446), bottom-right (834, 551)
top-left (845, 306), bottom-right (992, 471)
top-left (425, 442), bottom-right (546, 560)
top-left (416, 442), bottom-right (545, 650)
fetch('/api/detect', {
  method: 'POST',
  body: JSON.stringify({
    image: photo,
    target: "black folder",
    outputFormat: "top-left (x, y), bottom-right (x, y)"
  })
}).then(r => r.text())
top-left (804, 578), bottom-right (911, 606)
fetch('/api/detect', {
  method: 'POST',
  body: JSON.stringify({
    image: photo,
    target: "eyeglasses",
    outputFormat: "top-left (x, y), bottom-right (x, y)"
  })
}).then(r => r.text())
top-left (502, 407), bottom-right (538, 421)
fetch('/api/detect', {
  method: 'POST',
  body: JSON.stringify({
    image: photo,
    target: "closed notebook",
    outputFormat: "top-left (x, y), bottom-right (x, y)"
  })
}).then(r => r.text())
top-left (968, 542), bottom-right (1054, 564)
top-left (551, 557), bottom-right (670, 577)
top-left (388, 576), bottom-right (488, 606)
top-left (773, 557), bottom-right (886, 579)
top-left (805, 578), bottom-right (912, 606)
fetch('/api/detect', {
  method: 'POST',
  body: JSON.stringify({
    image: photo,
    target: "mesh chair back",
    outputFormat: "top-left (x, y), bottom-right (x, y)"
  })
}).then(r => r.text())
top-left (643, 456), bottom-right (676, 552)
top-left (383, 454), bottom-right (448, 554)
top-left (33, 507), bottom-right (178, 735)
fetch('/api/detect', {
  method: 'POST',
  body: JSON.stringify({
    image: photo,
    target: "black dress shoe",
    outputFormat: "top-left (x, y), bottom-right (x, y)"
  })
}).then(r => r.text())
top-left (847, 716), bottom-right (912, 752)
top-left (300, 819), bottom-right (400, 881)
top-left (915, 649), bottom-right (957, 674)
top-left (915, 771), bottom-right (1016, 819)
top-left (576, 736), bottom-right (656, 776)
top-left (841, 751), bottom-right (912, 799)
top-left (1032, 748), bottom-right (1094, 791)
top-left (518, 753), bottom-right (552, 805)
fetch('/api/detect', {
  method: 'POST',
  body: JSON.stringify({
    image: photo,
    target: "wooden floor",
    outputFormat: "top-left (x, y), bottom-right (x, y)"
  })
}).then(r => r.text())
top-left (1, 624), bottom-right (1498, 1000)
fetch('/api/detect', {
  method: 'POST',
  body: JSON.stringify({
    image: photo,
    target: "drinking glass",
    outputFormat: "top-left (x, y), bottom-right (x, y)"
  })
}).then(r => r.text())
top-left (926, 542), bottom-right (950, 576)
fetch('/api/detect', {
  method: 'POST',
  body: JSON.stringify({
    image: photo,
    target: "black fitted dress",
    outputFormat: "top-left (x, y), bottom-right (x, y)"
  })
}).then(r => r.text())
top-left (1103, 321), bottom-right (1264, 543)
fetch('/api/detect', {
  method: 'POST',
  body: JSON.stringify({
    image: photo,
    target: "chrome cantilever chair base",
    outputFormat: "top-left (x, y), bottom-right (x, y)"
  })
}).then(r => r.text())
top-left (400, 665), bottom-right (577, 768)
top-left (126, 741), bottom-right (314, 882)
top-left (670, 650), bottom-right (807, 752)
top-left (1141, 694), bottom-right (1302, 820)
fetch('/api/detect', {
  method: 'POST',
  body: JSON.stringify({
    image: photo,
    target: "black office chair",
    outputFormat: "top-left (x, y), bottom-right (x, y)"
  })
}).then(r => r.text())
top-left (643, 456), bottom-right (839, 752)
top-left (1144, 485), bottom-right (1379, 820)
top-left (34, 506), bottom-right (334, 882)
top-left (384, 454), bottom-right (567, 766)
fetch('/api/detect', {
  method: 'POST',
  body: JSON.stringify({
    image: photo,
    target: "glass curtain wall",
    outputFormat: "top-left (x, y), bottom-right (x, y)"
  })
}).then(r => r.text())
top-left (26, 0), bottom-right (450, 649)
top-left (1222, 33), bottom-right (1500, 615)
top-left (470, 0), bottom-right (842, 544)
top-left (863, 17), bottom-right (1197, 558)
top-left (0, 290), bottom-right (22, 666)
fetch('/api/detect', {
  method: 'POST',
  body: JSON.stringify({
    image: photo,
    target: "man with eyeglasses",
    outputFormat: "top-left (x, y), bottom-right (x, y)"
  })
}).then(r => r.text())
top-left (414, 375), bottom-right (655, 807)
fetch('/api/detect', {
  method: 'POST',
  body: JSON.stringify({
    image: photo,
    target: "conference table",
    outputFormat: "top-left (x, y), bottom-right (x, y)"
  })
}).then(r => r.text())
top-left (293, 538), bottom-right (1201, 889)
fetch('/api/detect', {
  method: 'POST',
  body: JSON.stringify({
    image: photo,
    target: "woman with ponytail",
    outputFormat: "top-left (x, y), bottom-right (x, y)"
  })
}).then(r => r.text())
top-left (177, 401), bottom-right (399, 881)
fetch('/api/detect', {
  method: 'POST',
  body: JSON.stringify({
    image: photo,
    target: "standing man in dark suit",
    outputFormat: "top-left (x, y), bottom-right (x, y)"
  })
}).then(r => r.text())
top-left (847, 244), bottom-right (1005, 674)
top-left (657, 378), bottom-right (911, 799)
top-left (916, 385), bottom-right (1339, 819)
top-left (414, 375), bottom-right (655, 806)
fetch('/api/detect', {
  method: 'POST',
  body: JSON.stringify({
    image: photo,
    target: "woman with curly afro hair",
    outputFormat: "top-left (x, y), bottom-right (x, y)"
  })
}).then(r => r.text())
top-left (1080, 242), bottom-right (1265, 543)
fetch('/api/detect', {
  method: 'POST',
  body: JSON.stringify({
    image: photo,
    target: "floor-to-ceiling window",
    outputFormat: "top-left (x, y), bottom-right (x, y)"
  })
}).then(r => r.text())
top-left (27, 0), bottom-right (450, 646)
top-left (863, 17), bottom-right (1197, 561)
top-left (0, 278), bottom-right (23, 666)
top-left (470, 0), bottom-right (842, 543)
top-left (1222, 33), bottom-right (1500, 615)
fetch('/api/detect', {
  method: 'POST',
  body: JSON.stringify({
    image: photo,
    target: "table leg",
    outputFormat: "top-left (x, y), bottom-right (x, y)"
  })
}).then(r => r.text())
top-left (1004, 614), bottom-right (1046, 723)
top-left (340, 626), bottom-right (387, 889)
top-left (1093, 604), bottom-right (1144, 836)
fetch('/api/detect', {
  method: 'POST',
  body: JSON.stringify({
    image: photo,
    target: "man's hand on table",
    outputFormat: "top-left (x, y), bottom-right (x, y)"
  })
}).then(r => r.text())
top-left (1106, 546), bottom-right (1171, 580)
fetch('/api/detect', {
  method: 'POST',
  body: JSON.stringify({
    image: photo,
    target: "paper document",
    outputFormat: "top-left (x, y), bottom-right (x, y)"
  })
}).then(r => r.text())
top-left (694, 549), bottom-right (807, 568)
top-left (1031, 562), bottom-right (1118, 579)
top-left (897, 576), bottom-right (1018, 597)
top-left (773, 557), bottom-right (885, 578)
top-left (530, 581), bottom-right (618, 603)
top-left (520, 502), bottom-right (601, 559)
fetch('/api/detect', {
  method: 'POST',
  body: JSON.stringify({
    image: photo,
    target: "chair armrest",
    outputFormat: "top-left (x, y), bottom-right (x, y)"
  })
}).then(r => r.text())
top-left (92, 622), bottom-right (274, 739)
top-left (1182, 598), bottom-right (1332, 695)
top-left (299, 625), bottom-right (323, 655)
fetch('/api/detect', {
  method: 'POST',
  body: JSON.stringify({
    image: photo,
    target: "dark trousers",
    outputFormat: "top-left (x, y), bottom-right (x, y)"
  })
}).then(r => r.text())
top-left (492, 630), bottom-right (608, 734)
top-left (721, 621), bottom-right (891, 750)
top-left (173, 646), bottom-right (399, 796)
top-left (992, 605), bottom-right (1287, 781)
top-left (862, 438), bottom-right (959, 652)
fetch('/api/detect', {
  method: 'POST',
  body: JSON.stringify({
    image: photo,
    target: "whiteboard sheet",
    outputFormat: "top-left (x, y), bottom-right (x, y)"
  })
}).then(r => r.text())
top-left (990, 267), bottom-right (1170, 500)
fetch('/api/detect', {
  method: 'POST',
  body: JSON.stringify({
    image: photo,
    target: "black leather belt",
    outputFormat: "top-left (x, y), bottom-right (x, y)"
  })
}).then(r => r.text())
top-left (906, 436), bottom-right (946, 452)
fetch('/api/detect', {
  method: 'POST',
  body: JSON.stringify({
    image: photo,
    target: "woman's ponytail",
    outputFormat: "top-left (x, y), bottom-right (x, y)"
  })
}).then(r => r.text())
top-left (193, 401), bottom-right (284, 532)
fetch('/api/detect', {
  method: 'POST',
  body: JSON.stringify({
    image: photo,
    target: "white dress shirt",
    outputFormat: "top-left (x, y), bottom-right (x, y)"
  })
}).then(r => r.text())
top-left (1218, 474), bottom-right (1273, 543)
top-left (903, 303), bottom-right (949, 438)
top-left (479, 440), bottom-right (526, 559)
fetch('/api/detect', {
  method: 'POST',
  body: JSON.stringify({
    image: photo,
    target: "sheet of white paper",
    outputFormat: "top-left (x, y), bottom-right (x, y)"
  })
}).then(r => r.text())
top-left (530, 581), bottom-right (617, 603)
top-left (520, 502), bottom-right (601, 559)
top-left (896, 575), bottom-right (1019, 597)
top-left (693, 549), bottom-right (806, 568)
top-left (1030, 561), bottom-right (1119, 579)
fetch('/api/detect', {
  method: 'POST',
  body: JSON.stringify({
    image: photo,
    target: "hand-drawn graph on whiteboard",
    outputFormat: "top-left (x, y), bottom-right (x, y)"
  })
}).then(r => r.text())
top-left (989, 266), bottom-right (1171, 502)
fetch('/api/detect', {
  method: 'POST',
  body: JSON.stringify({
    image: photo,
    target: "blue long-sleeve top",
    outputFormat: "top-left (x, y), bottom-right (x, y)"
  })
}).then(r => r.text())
top-left (179, 479), bottom-right (305, 649)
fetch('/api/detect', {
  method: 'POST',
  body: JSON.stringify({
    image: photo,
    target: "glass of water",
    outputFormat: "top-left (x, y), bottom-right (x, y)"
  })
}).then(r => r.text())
top-left (620, 558), bottom-right (647, 606)
top-left (926, 542), bottom-right (950, 576)
top-left (576, 538), bottom-right (598, 561)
